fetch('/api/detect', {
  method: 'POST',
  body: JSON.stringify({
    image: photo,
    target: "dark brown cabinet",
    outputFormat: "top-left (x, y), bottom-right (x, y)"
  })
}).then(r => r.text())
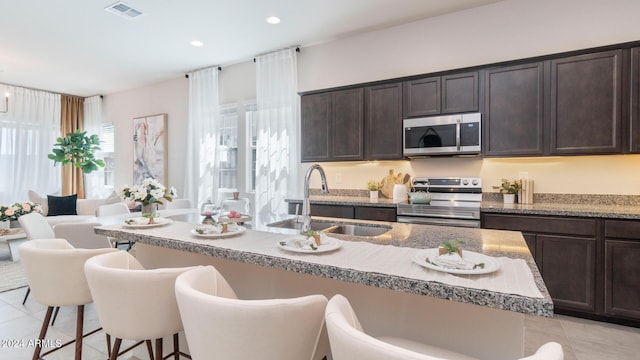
top-left (630, 48), bottom-right (640, 153)
top-left (288, 203), bottom-right (396, 222)
top-left (301, 92), bottom-right (331, 162)
top-left (403, 71), bottom-right (478, 118)
top-left (300, 88), bottom-right (364, 162)
top-left (332, 88), bottom-right (364, 161)
top-left (549, 50), bottom-right (623, 155)
top-left (604, 220), bottom-right (640, 319)
top-left (482, 214), bottom-right (599, 314)
top-left (364, 83), bottom-right (403, 160)
top-left (484, 62), bottom-right (546, 156)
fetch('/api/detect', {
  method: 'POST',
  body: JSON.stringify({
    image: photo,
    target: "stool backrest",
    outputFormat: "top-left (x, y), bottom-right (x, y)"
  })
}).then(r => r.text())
top-left (53, 222), bottom-right (111, 249)
top-left (96, 202), bottom-right (129, 217)
top-left (18, 212), bottom-right (54, 239)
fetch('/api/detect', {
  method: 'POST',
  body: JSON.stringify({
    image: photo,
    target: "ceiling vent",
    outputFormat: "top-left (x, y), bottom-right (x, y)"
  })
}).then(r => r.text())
top-left (105, 1), bottom-right (143, 19)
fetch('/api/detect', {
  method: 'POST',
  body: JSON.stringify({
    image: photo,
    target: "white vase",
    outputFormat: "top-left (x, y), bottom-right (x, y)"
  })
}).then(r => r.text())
top-left (503, 193), bottom-right (516, 204)
top-left (393, 184), bottom-right (408, 201)
top-left (370, 191), bottom-right (379, 200)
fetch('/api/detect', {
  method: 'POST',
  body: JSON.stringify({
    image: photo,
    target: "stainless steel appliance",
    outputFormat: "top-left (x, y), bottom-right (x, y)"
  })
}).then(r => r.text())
top-left (396, 177), bottom-right (482, 228)
top-left (403, 113), bottom-right (481, 157)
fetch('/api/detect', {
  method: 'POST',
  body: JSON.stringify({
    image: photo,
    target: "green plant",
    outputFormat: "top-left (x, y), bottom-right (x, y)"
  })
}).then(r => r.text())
top-left (367, 180), bottom-right (382, 191)
top-left (492, 178), bottom-right (522, 194)
top-left (440, 240), bottom-right (463, 256)
top-left (48, 129), bottom-right (105, 174)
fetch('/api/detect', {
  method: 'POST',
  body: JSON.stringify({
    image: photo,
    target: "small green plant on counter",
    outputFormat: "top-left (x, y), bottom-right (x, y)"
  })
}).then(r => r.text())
top-left (492, 178), bottom-right (522, 194)
top-left (440, 240), bottom-right (464, 256)
top-left (367, 180), bottom-right (383, 191)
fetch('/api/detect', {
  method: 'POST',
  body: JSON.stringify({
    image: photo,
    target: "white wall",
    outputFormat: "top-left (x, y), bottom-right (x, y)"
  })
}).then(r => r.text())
top-left (104, 0), bottom-right (640, 197)
top-left (104, 77), bottom-right (189, 195)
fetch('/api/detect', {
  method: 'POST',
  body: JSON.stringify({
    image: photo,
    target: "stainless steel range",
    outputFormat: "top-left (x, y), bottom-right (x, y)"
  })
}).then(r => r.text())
top-left (396, 177), bottom-right (482, 228)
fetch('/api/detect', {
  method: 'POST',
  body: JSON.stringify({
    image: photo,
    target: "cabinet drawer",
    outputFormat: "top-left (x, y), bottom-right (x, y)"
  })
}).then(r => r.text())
top-left (311, 204), bottom-right (354, 219)
top-left (355, 207), bottom-right (396, 222)
top-left (482, 214), bottom-right (596, 236)
top-left (605, 219), bottom-right (640, 240)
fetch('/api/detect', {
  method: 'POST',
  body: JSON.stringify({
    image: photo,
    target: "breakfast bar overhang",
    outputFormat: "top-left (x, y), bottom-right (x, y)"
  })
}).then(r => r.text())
top-left (95, 218), bottom-right (553, 360)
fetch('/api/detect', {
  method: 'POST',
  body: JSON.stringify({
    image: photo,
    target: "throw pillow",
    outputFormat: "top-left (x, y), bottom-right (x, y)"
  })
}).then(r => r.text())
top-left (47, 194), bottom-right (78, 216)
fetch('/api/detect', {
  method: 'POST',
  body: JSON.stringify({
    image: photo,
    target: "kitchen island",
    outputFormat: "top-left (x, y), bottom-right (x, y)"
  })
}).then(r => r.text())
top-left (95, 217), bottom-right (552, 360)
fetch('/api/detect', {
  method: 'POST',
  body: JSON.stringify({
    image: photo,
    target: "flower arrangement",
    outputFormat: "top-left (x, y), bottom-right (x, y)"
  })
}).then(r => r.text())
top-left (367, 180), bottom-right (383, 191)
top-left (492, 178), bottom-right (522, 194)
top-left (118, 178), bottom-right (176, 211)
top-left (0, 202), bottom-right (43, 222)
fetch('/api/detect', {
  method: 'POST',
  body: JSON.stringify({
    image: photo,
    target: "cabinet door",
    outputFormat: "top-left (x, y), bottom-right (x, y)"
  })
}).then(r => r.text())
top-left (301, 93), bottom-right (331, 162)
top-left (550, 50), bottom-right (623, 154)
top-left (365, 83), bottom-right (403, 160)
top-left (355, 207), bottom-right (396, 222)
top-left (311, 204), bottom-right (354, 219)
top-left (538, 234), bottom-right (597, 312)
top-left (441, 71), bottom-right (479, 113)
top-left (332, 88), bottom-right (364, 161)
top-left (605, 240), bottom-right (640, 319)
top-left (631, 47), bottom-right (640, 153)
top-left (484, 63), bottom-right (546, 156)
top-left (403, 76), bottom-right (440, 118)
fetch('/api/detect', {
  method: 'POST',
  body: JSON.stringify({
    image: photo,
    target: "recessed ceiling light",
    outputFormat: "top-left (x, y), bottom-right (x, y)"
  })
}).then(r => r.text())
top-left (266, 16), bottom-right (281, 24)
top-left (191, 40), bottom-right (204, 47)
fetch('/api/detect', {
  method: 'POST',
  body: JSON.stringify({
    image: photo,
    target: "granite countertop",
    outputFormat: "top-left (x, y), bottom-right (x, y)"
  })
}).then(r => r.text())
top-left (95, 217), bottom-right (553, 317)
top-left (287, 195), bottom-right (640, 219)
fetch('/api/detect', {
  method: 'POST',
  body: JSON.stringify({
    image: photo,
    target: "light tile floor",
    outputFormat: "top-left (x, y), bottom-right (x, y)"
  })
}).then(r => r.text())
top-left (1, 285), bottom-right (639, 359)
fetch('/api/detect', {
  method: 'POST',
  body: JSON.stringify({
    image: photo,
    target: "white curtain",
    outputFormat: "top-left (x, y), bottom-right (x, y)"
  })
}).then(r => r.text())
top-left (254, 48), bottom-right (300, 229)
top-left (185, 67), bottom-right (220, 209)
top-left (0, 85), bottom-right (61, 204)
top-left (83, 95), bottom-right (105, 199)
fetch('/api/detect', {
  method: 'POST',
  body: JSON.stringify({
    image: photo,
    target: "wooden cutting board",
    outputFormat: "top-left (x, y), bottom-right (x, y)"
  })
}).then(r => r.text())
top-left (380, 169), bottom-right (410, 198)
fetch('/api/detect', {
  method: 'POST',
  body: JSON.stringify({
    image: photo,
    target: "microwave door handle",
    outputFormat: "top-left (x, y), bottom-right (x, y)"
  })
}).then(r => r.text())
top-left (456, 119), bottom-right (461, 151)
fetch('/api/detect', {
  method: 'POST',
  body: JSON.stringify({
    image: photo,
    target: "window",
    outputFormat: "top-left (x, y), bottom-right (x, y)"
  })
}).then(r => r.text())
top-left (218, 105), bottom-right (238, 190)
top-left (100, 122), bottom-right (115, 193)
top-left (245, 102), bottom-right (257, 192)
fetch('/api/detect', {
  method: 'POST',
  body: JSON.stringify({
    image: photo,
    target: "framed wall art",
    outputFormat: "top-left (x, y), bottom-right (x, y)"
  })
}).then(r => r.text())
top-left (133, 113), bottom-right (167, 185)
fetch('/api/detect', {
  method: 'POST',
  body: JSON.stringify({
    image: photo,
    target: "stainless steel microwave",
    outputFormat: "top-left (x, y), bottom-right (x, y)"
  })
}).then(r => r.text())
top-left (403, 113), bottom-right (481, 157)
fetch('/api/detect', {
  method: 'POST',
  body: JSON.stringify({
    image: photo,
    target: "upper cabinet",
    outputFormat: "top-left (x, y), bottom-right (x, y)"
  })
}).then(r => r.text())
top-left (484, 62), bottom-right (546, 157)
top-left (630, 48), bottom-right (640, 153)
top-left (301, 88), bottom-right (364, 162)
top-left (365, 83), bottom-right (404, 160)
top-left (403, 71), bottom-right (478, 118)
top-left (549, 50), bottom-right (623, 155)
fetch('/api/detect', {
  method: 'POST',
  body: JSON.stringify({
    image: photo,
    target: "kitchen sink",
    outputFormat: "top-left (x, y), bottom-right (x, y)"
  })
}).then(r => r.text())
top-left (324, 224), bottom-right (391, 237)
top-left (266, 218), bottom-right (335, 231)
top-left (266, 218), bottom-right (391, 237)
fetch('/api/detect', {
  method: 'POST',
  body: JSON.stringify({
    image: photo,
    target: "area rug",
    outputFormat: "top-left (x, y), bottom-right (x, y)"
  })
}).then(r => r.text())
top-left (0, 242), bottom-right (28, 292)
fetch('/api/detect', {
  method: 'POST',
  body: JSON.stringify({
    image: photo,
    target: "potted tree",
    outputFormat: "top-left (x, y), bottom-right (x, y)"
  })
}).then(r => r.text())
top-left (48, 129), bottom-right (105, 174)
top-left (492, 178), bottom-right (522, 204)
top-left (367, 180), bottom-right (383, 200)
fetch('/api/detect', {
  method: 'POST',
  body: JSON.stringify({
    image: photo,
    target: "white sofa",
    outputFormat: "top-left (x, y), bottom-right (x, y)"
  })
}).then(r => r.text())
top-left (28, 190), bottom-right (122, 226)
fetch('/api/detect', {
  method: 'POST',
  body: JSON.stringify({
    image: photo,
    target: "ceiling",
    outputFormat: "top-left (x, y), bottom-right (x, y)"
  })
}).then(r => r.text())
top-left (0, 0), bottom-right (501, 97)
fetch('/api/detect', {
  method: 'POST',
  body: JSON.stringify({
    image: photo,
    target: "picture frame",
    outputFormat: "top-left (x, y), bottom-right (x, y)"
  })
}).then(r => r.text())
top-left (133, 113), bottom-right (167, 185)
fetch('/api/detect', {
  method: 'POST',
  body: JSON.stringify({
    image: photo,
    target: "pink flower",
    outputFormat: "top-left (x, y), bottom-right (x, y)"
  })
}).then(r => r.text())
top-left (203, 211), bottom-right (213, 216)
top-left (22, 203), bottom-right (31, 212)
top-left (34, 205), bottom-right (42, 213)
top-left (5, 209), bottom-right (14, 216)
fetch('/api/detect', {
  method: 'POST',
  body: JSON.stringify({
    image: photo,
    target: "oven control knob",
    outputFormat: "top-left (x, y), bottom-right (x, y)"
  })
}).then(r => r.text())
top-left (462, 179), bottom-right (469, 185)
top-left (472, 179), bottom-right (478, 186)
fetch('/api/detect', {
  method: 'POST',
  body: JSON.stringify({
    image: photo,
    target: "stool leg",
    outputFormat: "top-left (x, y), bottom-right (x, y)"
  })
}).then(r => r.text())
top-left (155, 338), bottom-right (163, 360)
top-left (109, 338), bottom-right (122, 360)
top-left (106, 334), bottom-right (111, 358)
top-left (173, 333), bottom-right (179, 360)
top-left (146, 340), bottom-right (154, 359)
top-left (22, 287), bottom-right (30, 305)
top-left (74, 305), bottom-right (84, 360)
top-left (51, 306), bottom-right (60, 325)
top-left (32, 306), bottom-right (54, 360)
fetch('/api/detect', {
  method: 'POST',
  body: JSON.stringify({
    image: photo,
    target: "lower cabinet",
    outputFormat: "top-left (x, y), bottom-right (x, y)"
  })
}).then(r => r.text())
top-left (288, 203), bottom-right (396, 222)
top-left (483, 213), bottom-right (640, 325)
top-left (604, 220), bottom-right (640, 319)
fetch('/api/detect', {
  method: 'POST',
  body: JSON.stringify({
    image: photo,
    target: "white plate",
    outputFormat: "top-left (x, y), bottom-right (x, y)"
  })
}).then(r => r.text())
top-left (277, 236), bottom-right (342, 254)
top-left (122, 217), bottom-right (172, 228)
top-left (412, 248), bottom-right (500, 275)
top-left (191, 226), bottom-right (246, 238)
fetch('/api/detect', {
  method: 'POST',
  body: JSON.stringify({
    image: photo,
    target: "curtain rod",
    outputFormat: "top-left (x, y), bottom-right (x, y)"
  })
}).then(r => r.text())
top-left (253, 46), bottom-right (300, 63)
top-left (185, 66), bottom-right (222, 79)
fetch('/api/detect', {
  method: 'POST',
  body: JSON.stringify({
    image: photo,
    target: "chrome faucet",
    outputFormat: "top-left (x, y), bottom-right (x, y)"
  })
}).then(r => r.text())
top-left (301, 164), bottom-right (329, 233)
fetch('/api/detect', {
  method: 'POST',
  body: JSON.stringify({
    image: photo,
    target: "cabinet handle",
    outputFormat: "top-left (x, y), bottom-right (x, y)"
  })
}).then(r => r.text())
top-left (456, 119), bottom-right (461, 151)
